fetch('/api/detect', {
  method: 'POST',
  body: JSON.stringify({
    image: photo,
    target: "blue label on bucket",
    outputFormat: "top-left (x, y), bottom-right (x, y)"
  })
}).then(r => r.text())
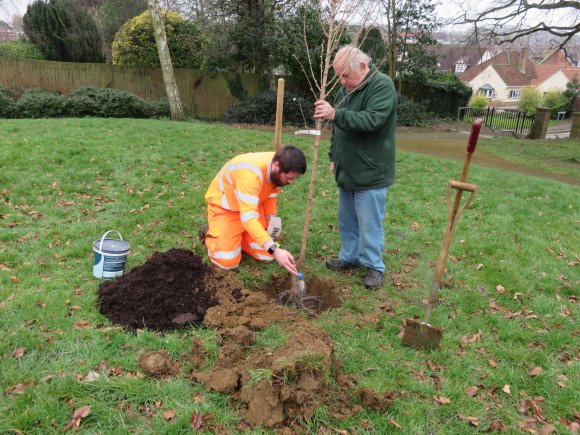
top-left (103, 255), bottom-right (127, 272)
top-left (94, 251), bottom-right (102, 266)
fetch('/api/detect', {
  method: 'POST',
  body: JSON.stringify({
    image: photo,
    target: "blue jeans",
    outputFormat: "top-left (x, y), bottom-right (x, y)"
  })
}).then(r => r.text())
top-left (337, 187), bottom-right (388, 273)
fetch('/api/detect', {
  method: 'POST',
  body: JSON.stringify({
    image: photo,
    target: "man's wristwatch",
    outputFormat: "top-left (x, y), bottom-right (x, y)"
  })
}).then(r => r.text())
top-left (267, 242), bottom-right (280, 255)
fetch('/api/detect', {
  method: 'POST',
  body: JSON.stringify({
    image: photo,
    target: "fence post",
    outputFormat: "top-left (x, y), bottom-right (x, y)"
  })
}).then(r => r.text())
top-left (571, 112), bottom-right (580, 140)
top-left (527, 107), bottom-right (551, 139)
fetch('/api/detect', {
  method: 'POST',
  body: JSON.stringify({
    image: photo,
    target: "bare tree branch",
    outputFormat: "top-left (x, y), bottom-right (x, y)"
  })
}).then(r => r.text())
top-left (456, 0), bottom-right (580, 50)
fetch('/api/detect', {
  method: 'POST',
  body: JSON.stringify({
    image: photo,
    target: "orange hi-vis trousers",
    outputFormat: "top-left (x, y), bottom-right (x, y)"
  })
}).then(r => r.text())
top-left (204, 203), bottom-right (274, 270)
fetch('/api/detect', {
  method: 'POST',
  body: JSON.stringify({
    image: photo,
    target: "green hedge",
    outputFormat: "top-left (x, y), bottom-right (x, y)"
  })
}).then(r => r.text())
top-left (404, 72), bottom-right (472, 118)
top-left (224, 91), bottom-right (314, 127)
top-left (0, 40), bottom-right (45, 60)
top-left (16, 88), bottom-right (65, 118)
top-left (397, 94), bottom-right (426, 126)
top-left (0, 86), bottom-right (16, 117)
top-left (0, 86), bottom-right (170, 119)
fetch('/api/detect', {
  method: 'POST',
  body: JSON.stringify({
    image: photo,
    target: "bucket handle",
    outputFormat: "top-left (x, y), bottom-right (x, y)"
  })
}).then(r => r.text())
top-left (98, 230), bottom-right (123, 251)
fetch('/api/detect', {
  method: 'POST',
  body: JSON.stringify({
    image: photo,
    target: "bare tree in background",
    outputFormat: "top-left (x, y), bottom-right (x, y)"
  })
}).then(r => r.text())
top-left (148, 0), bottom-right (184, 120)
top-left (456, 0), bottom-right (580, 53)
top-left (0, 0), bottom-right (20, 23)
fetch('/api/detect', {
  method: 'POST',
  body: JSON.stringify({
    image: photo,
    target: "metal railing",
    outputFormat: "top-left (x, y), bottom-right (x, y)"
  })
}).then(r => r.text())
top-left (458, 107), bottom-right (535, 135)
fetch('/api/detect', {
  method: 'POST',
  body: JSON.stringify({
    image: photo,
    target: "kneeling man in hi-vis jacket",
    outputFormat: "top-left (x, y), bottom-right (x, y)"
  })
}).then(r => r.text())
top-left (203, 144), bottom-right (307, 275)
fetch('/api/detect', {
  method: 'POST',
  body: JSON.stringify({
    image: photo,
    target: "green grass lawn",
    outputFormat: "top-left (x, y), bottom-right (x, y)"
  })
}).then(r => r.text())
top-left (1, 118), bottom-right (578, 433)
top-left (479, 135), bottom-right (579, 179)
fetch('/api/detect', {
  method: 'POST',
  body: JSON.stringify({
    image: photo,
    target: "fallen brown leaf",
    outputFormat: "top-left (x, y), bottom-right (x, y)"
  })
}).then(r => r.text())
top-left (465, 386), bottom-right (479, 396)
top-left (539, 424), bottom-right (556, 434)
top-left (457, 413), bottom-right (480, 426)
top-left (502, 384), bottom-right (511, 394)
top-left (12, 347), bottom-right (26, 358)
top-left (73, 320), bottom-right (91, 329)
top-left (388, 417), bottom-right (402, 429)
top-left (192, 393), bottom-right (205, 404)
top-left (486, 420), bottom-right (506, 432)
top-left (63, 405), bottom-right (91, 431)
top-left (5, 381), bottom-right (34, 396)
top-left (529, 366), bottom-right (543, 377)
top-left (190, 411), bottom-right (203, 430)
top-left (462, 329), bottom-right (482, 345)
top-left (163, 409), bottom-right (176, 421)
top-left (433, 395), bottom-right (452, 405)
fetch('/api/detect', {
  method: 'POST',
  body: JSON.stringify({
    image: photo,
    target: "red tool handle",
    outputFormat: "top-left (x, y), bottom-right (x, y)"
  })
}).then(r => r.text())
top-left (467, 118), bottom-right (483, 153)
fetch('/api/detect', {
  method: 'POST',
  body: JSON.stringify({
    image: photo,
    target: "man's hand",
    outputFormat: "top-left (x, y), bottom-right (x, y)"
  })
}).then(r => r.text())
top-left (330, 161), bottom-right (334, 173)
top-left (273, 248), bottom-right (298, 275)
top-left (314, 100), bottom-right (335, 120)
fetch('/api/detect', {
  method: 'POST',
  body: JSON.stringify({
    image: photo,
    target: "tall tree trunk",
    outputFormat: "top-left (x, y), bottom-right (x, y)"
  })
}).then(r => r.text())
top-left (148, 0), bottom-right (184, 121)
top-left (387, 0), bottom-right (397, 86)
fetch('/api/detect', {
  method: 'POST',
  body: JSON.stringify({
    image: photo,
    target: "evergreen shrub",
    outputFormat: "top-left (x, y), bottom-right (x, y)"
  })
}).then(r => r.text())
top-left (519, 86), bottom-right (543, 115)
top-left (468, 95), bottom-right (488, 109)
top-left (542, 91), bottom-right (569, 118)
top-left (0, 41), bottom-right (45, 60)
top-left (224, 91), bottom-right (314, 127)
top-left (397, 94), bottom-right (426, 126)
top-left (404, 72), bottom-right (472, 118)
top-left (112, 10), bottom-right (207, 69)
top-left (63, 87), bottom-right (150, 118)
top-left (147, 99), bottom-right (171, 118)
top-left (16, 88), bottom-right (64, 118)
top-left (0, 86), bottom-right (168, 119)
top-left (0, 86), bottom-right (16, 118)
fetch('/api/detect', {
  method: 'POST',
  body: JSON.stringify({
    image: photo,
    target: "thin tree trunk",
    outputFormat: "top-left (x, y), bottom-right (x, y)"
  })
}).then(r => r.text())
top-left (148, 0), bottom-right (184, 121)
top-left (296, 3), bottom-right (336, 270)
top-left (387, 0), bottom-right (397, 84)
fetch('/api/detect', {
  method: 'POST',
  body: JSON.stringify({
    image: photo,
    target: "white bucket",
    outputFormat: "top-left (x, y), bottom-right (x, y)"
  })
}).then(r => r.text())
top-left (93, 230), bottom-right (131, 279)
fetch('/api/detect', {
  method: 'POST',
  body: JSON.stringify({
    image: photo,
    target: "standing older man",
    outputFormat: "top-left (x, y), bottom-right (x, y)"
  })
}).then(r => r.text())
top-left (314, 45), bottom-right (397, 289)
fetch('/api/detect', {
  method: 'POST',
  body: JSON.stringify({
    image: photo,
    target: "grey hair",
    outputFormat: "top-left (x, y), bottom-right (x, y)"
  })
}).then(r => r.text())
top-left (335, 45), bottom-right (372, 71)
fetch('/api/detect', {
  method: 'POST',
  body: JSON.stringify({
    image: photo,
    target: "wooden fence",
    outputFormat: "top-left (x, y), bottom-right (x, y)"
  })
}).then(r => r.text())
top-left (0, 58), bottom-right (269, 118)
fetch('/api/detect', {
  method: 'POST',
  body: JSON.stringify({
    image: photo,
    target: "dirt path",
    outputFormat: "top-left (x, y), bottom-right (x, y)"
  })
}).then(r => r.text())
top-left (396, 129), bottom-right (579, 186)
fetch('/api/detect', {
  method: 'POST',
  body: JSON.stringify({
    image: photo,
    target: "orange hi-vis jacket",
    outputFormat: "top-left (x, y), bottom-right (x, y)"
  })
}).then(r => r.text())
top-left (205, 151), bottom-right (280, 249)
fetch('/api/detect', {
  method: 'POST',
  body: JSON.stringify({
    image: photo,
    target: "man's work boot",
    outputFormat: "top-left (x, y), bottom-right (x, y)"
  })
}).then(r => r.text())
top-left (364, 268), bottom-right (383, 289)
top-left (198, 224), bottom-right (209, 243)
top-left (325, 258), bottom-right (361, 271)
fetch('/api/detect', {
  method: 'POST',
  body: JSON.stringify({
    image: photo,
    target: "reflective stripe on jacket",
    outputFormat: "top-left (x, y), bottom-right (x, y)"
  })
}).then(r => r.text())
top-left (205, 152), bottom-right (280, 248)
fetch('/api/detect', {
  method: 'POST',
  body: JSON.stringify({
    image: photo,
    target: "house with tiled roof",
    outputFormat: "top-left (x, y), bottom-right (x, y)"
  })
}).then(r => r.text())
top-left (537, 48), bottom-right (575, 67)
top-left (533, 66), bottom-right (580, 93)
top-left (433, 45), bottom-right (495, 75)
top-left (460, 50), bottom-right (537, 104)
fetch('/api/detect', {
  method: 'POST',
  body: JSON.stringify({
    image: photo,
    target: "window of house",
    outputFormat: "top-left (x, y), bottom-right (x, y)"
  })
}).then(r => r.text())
top-left (478, 89), bottom-right (493, 98)
top-left (455, 63), bottom-right (466, 73)
top-left (509, 90), bottom-right (521, 99)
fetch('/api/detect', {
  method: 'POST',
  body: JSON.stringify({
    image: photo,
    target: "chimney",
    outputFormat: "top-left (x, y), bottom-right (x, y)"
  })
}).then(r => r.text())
top-left (520, 47), bottom-right (529, 74)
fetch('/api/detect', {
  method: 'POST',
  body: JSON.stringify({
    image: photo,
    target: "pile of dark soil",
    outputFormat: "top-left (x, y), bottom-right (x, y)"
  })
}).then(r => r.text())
top-left (98, 248), bottom-right (222, 331)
